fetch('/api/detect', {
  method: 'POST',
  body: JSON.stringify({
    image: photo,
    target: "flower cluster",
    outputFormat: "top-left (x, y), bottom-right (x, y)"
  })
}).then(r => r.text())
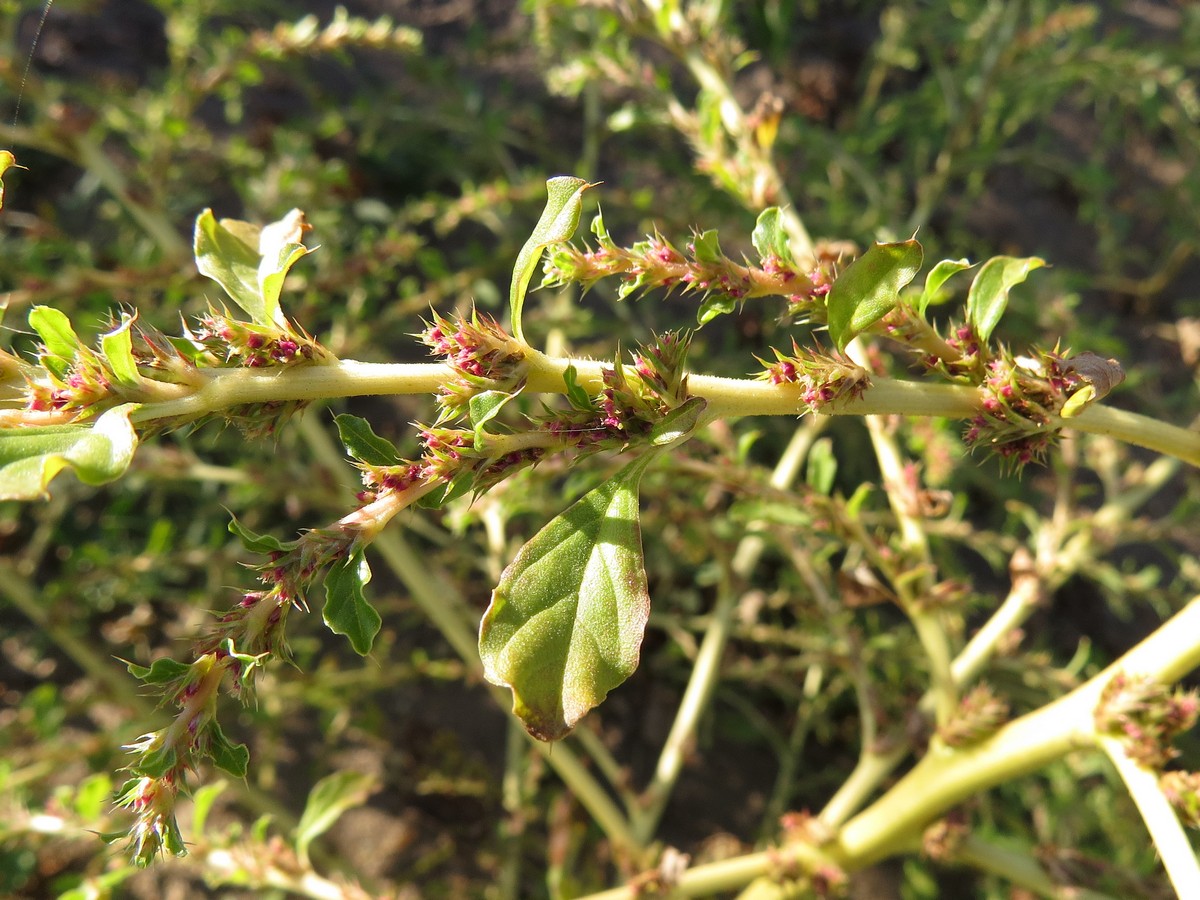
top-left (540, 211), bottom-right (833, 312)
top-left (758, 340), bottom-right (871, 412)
top-left (938, 684), bottom-right (1010, 748)
top-left (191, 308), bottom-right (325, 369)
top-left (421, 311), bottom-right (529, 417)
top-left (963, 348), bottom-right (1122, 469)
top-left (1159, 771), bottom-right (1200, 829)
top-left (1095, 673), bottom-right (1199, 769)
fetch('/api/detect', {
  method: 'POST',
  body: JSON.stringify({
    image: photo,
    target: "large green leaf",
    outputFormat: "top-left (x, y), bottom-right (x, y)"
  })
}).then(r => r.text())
top-left (479, 452), bottom-right (656, 741)
top-left (194, 209), bottom-right (310, 327)
top-left (826, 239), bottom-right (923, 350)
top-left (0, 404), bottom-right (139, 500)
top-left (509, 176), bottom-right (592, 343)
top-left (323, 549), bottom-right (381, 656)
top-left (478, 401), bottom-right (704, 742)
top-left (965, 256), bottom-right (1046, 344)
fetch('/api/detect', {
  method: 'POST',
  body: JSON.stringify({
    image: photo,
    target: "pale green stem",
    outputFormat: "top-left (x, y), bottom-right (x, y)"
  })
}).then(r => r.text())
top-left (1098, 735), bottom-right (1200, 897)
top-left (580, 596), bottom-right (1200, 897)
top-left (846, 336), bottom-right (954, 727)
top-left (835, 596), bottom-right (1200, 866)
top-left (296, 415), bottom-right (642, 857)
top-left (816, 743), bottom-right (907, 833)
top-left (632, 422), bottom-right (821, 844)
top-left (112, 354), bottom-right (1200, 468)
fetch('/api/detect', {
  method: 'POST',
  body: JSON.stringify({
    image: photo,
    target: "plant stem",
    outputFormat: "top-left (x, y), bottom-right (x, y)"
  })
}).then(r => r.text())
top-left (953, 834), bottom-right (1117, 900)
top-left (632, 422), bottom-right (820, 844)
top-left (1099, 735), bottom-right (1200, 897)
top-left (104, 354), bottom-right (1200, 468)
top-left (835, 595), bottom-right (1200, 866)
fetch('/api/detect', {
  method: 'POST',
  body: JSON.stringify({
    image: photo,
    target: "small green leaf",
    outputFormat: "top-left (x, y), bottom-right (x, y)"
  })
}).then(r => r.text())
top-left (0, 404), bottom-right (138, 500)
top-left (480, 452), bottom-right (659, 741)
top-left (29, 306), bottom-right (80, 380)
top-left (697, 294), bottom-right (737, 325)
top-left (1059, 384), bottom-right (1096, 418)
top-left (204, 720), bottom-right (250, 778)
top-left (751, 207), bottom-right (794, 264)
top-left (126, 657), bottom-right (192, 684)
top-left (918, 258), bottom-right (972, 317)
top-left (227, 516), bottom-right (296, 554)
top-left (131, 743), bottom-right (177, 779)
top-left (0, 150), bottom-right (18, 212)
top-left (468, 389), bottom-right (519, 451)
top-left (323, 549), bottom-right (381, 656)
top-left (648, 397), bottom-right (707, 446)
top-left (562, 364), bottom-right (595, 411)
top-left (101, 313), bottom-right (142, 388)
top-left (690, 229), bottom-right (722, 264)
top-left (966, 256), bottom-right (1046, 344)
top-left (510, 176), bottom-right (593, 343)
top-left (334, 414), bottom-right (402, 467)
top-left (827, 239), bottom-right (923, 350)
top-left (294, 770), bottom-right (376, 865)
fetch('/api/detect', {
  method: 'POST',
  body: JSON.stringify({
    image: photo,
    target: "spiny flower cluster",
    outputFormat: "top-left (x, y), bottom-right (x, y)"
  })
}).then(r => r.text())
top-left (1095, 673), bottom-right (1199, 769)
top-left (963, 348), bottom-right (1121, 469)
top-left (190, 308), bottom-right (325, 369)
top-left (938, 684), bottom-right (1010, 748)
top-left (1159, 771), bottom-right (1200, 829)
top-left (422, 311), bottom-right (529, 418)
top-left (758, 340), bottom-right (871, 412)
top-left (541, 211), bottom-right (831, 311)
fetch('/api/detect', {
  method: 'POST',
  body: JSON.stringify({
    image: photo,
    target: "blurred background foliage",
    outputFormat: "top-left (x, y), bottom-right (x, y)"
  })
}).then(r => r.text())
top-left (0, 1), bottom-right (1198, 897)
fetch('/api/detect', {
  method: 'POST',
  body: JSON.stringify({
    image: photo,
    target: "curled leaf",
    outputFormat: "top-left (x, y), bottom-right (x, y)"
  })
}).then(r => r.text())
top-left (0, 404), bottom-right (139, 500)
top-left (510, 177), bottom-right (593, 344)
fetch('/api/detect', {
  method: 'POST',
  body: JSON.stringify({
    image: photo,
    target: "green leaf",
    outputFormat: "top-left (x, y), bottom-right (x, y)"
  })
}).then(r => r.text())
top-left (294, 770), bottom-right (376, 865)
top-left (918, 258), bottom-right (972, 317)
top-left (690, 229), bottom-right (722, 264)
top-left (697, 294), bottom-right (736, 325)
top-left (257, 209), bottom-right (312, 327)
top-left (28, 306), bottom-right (80, 380)
top-left (826, 239), bottom-right (923, 350)
top-left (510, 176), bottom-right (593, 343)
top-left (0, 150), bottom-right (17, 212)
top-left (323, 549), bottom-right (381, 656)
top-left (965, 256), bottom-right (1046, 344)
top-left (0, 404), bottom-right (138, 500)
top-left (751, 207), bottom-right (794, 264)
top-left (204, 720), bottom-right (250, 778)
top-left (334, 414), bottom-right (402, 466)
top-left (648, 396), bottom-right (707, 446)
top-left (468, 389), bottom-right (519, 451)
top-left (194, 209), bottom-right (310, 327)
top-left (101, 313), bottom-right (142, 388)
top-left (479, 452), bottom-right (658, 741)
top-left (126, 657), bottom-right (192, 684)
top-left (562, 364), bottom-right (595, 411)
top-left (227, 516), bottom-right (296, 554)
